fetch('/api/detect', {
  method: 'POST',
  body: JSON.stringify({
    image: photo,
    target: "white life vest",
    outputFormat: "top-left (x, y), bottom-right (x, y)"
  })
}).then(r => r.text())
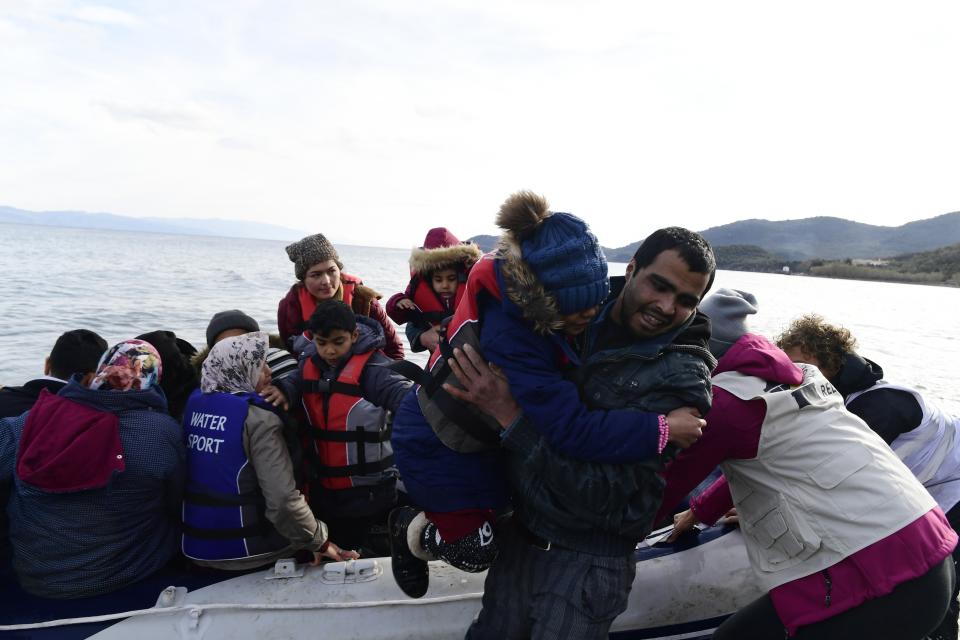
top-left (847, 381), bottom-right (960, 511)
top-left (714, 364), bottom-right (935, 591)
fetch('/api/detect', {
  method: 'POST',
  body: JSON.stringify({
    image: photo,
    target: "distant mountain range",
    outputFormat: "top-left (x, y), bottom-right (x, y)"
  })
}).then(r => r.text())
top-left (0, 206), bottom-right (307, 242)
top-left (470, 212), bottom-right (960, 262)
top-left (6, 205), bottom-right (959, 262)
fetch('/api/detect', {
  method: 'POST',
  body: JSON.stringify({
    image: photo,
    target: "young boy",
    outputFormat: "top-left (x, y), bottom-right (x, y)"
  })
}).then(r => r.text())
top-left (275, 299), bottom-right (413, 554)
top-left (386, 227), bottom-right (482, 353)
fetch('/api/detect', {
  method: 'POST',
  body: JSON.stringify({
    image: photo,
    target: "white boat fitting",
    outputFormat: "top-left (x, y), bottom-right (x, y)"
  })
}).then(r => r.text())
top-left (0, 524), bottom-right (761, 640)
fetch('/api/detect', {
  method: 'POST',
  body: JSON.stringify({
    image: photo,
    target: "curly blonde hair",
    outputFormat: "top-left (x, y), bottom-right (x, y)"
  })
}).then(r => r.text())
top-left (775, 314), bottom-right (857, 376)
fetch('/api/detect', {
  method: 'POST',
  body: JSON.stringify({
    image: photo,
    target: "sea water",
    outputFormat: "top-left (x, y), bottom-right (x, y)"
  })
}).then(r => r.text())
top-left (0, 222), bottom-right (957, 415)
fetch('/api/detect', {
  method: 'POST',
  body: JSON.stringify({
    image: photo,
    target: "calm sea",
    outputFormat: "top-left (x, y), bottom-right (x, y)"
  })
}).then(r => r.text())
top-left (0, 222), bottom-right (957, 414)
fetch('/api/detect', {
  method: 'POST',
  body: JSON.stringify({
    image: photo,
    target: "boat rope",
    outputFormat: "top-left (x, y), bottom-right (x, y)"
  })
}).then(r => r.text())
top-left (0, 592), bottom-right (483, 631)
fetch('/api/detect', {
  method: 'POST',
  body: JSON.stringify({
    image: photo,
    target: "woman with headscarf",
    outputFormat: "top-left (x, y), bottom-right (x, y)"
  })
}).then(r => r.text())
top-left (277, 232), bottom-right (404, 359)
top-left (0, 340), bottom-right (185, 599)
top-left (136, 329), bottom-right (200, 422)
top-left (181, 331), bottom-right (356, 570)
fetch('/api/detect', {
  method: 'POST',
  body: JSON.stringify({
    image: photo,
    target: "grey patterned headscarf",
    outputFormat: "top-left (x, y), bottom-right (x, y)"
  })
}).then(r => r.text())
top-left (201, 331), bottom-right (269, 393)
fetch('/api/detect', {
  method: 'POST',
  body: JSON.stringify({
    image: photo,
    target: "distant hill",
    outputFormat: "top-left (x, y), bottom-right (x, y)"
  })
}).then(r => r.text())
top-left (468, 223), bottom-right (960, 285)
top-left (806, 242), bottom-right (960, 286)
top-left (469, 235), bottom-right (498, 252)
top-left (0, 206), bottom-right (307, 242)
top-left (542, 211), bottom-right (960, 263)
top-left (698, 213), bottom-right (960, 260)
top-left (889, 242), bottom-right (960, 277)
top-left (713, 245), bottom-right (788, 272)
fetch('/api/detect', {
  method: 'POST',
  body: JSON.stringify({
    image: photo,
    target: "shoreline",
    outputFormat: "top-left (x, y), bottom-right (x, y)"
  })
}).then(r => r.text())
top-left (721, 269), bottom-right (959, 288)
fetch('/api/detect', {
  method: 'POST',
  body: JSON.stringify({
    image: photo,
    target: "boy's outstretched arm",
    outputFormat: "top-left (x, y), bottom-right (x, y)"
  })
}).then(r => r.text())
top-left (363, 354), bottom-right (414, 413)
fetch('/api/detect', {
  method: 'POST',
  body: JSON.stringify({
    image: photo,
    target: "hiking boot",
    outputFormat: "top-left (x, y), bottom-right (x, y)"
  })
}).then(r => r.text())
top-left (388, 507), bottom-right (429, 598)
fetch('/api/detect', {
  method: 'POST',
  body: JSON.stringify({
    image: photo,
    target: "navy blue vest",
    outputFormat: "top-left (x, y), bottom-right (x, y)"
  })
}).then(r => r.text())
top-left (181, 389), bottom-right (287, 561)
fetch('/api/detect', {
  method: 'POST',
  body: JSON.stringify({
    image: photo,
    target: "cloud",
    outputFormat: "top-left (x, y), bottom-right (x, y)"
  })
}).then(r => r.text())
top-left (70, 5), bottom-right (141, 28)
top-left (1, 1), bottom-right (959, 248)
top-left (97, 101), bottom-right (210, 132)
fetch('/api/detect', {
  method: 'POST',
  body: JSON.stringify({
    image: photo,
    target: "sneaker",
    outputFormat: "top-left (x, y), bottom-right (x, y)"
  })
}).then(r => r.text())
top-left (388, 507), bottom-right (429, 598)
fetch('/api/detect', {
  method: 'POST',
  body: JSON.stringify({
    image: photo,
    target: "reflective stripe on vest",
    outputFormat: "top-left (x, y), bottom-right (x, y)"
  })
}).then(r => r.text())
top-left (848, 381), bottom-right (960, 509)
top-left (301, 350), bottom-right (393, 490)
top-left (181, 389), bottom-right (286, 562)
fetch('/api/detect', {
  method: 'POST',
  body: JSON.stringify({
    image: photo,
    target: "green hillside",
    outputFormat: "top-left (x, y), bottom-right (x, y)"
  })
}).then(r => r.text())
top-left (467, 212), bottom-right (960, 286)
top-left (698, 212), bottom-right (960, 260)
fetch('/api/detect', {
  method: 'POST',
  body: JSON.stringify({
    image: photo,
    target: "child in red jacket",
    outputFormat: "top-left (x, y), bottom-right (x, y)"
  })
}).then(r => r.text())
top-left (386, 228), bottom-right (481, 353)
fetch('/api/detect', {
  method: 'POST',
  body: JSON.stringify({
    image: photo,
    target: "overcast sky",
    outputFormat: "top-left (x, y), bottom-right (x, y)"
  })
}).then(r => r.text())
top-left (2, 1), bottom-right (959, 248)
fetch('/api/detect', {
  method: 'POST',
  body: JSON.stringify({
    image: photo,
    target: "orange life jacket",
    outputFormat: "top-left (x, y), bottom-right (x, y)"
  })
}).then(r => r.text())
top-left (300, 350), bottom-right (393, 490)
top-left (407, 272), bottom-right (467, 329)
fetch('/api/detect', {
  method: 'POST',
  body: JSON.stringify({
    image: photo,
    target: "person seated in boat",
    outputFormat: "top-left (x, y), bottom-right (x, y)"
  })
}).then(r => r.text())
top-left (776, 313), bottom-right (960, 640)
top-left (385, 227), bottom-right (482, 353)
top-left (659, 289), bottom-right (957, 639)
top-left (0, 328), bottom-right (107, 418)
top-left (278, 233), bottom-right (404, 360)
top-left (190, 308), bottom-right (263, 375)
top-left (136, 330), bottom-right (199, 422)
top-left (272, 300), bottom-right (412, 555)
top-left (0, 329), bottom-right (109, 576)
top-left (387, 193), bottom-right (709, 632)
top-left (189, 309), bottom-right (296, 412)
top-left (0, 340), bottom-right (186, 599)
top-left (181, 331), bottom-right (357, 570)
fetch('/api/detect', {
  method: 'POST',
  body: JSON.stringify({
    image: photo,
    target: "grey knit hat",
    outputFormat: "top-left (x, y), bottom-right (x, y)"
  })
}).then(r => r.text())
top-left (285, 233), bottom-right (343, 280)
top-left (699, 288), bottom-right (758, 358)
top-left (206, 309), bottom-right (260, 347)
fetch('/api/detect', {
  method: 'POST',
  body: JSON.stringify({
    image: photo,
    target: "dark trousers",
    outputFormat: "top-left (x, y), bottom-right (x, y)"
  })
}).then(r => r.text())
top-left (310, 488), bottom-right (410, 557)
top-left (465, 522), bottom-right (635, 640)
top-left (714, 556), bottom-right (955, 640)
top-left (928, 502), bottom-right (960, 640)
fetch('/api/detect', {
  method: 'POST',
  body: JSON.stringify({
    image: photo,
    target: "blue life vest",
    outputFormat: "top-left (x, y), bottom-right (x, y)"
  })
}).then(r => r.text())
top-left (181, 389), bottom-right (288, 561)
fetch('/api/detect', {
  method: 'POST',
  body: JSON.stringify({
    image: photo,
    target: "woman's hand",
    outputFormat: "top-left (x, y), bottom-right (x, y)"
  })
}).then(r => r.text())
top-left (260, 384), bottom-right (289, 411)
top-left (719, 508), bottom-right (739, 525)
top-left (666, 509), bottom-right (700, 543)
top-left (311, 541), bottom-right (360, 565)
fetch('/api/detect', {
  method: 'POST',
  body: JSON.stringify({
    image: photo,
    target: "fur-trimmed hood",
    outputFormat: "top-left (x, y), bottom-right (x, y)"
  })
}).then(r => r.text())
top-left (409, 242), bottom-right (482, 275)
top-left (494, 191), bottom-right (564, 335)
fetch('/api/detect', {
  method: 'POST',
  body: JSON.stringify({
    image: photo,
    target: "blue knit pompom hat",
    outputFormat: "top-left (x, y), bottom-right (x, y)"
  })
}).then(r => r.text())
top-left (520, 212), bottom-right (609, 314)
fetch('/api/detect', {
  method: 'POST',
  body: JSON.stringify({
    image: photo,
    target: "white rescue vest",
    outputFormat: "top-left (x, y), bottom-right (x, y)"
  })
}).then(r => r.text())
top-left (713, 364), bottom-right (936, 590)
top-left (847, 381), bottom-right (960, 511)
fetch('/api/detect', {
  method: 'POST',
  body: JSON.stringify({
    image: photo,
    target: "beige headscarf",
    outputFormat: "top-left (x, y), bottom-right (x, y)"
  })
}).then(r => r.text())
top-left (200, 331), bottom-right (269, 393)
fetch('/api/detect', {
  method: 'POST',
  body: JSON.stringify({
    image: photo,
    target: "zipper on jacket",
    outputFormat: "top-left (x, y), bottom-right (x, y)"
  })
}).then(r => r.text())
top-left (821, 569), bottom-right (832, 607)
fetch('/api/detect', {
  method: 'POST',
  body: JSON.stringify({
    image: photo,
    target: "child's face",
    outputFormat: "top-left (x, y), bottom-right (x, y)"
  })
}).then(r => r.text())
top-left (431, 269), bottom-right (460, 300)
top-left (312, 328), bottom-right (359, 366)
top-left (254, 362), bottom-right (272, 392)
top-left (560, 306), bottom-right (599, 336)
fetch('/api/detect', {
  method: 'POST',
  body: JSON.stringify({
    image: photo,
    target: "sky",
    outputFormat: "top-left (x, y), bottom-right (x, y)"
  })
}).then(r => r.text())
top-left (2, 1), bottom-right (959, 249)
